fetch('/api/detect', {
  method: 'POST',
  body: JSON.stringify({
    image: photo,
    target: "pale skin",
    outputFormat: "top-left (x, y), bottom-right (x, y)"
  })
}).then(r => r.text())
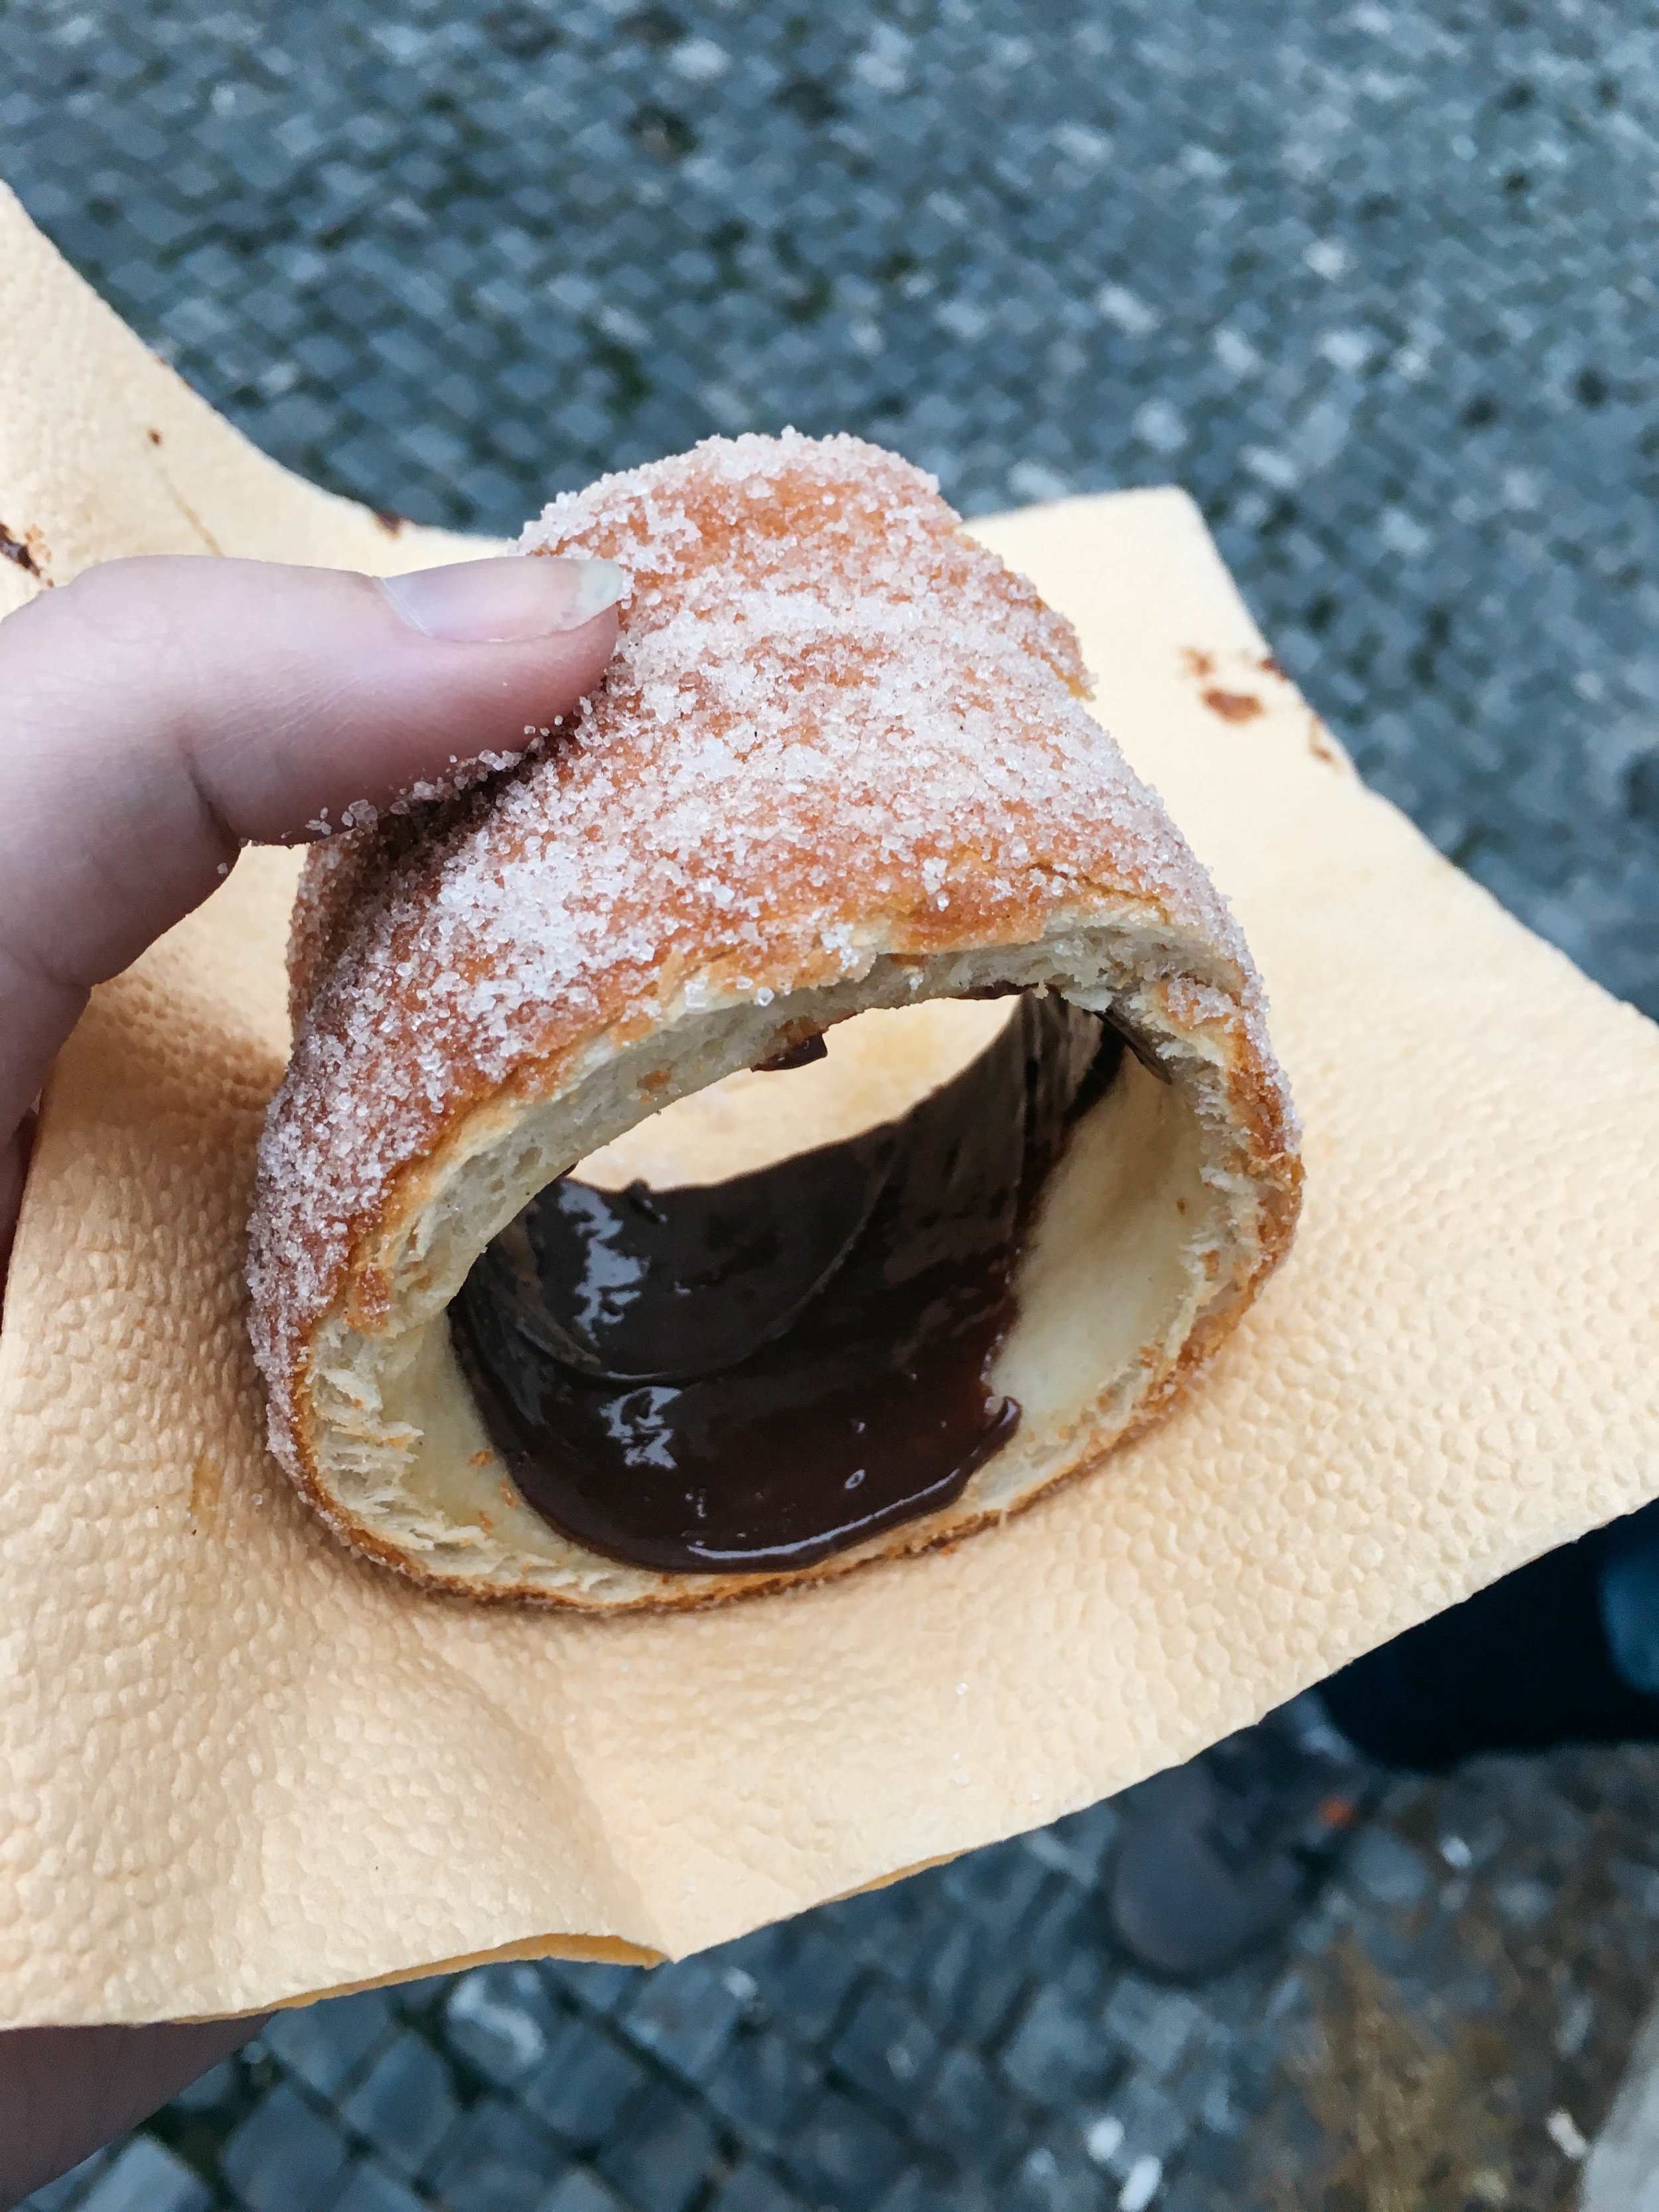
top-left (0, 550), bottom-right (620, 2206)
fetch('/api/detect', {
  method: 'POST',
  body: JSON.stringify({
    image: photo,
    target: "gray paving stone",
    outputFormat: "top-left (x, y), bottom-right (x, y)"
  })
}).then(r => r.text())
top-left (220, 2082), bottom-right (350, 2212)
top-left (1100, 1981), bottom-right (1207, 2081)
top-left (1086, 2071), bottom-right (1190, 2180)
top-left (999, 1987), bottom-right (1120, 2110)
top-left (538, 2174), bottom-right (627, 2212)
top-left (908, 2042), bottom-right (1029, 2175)
top-left (540, 1962), bottom-right (638, 2018)
top-left (263, 1990), bottom-right (396, 2099)
top-left (942, 1840), bottom-right (1050, 1936)
top-left (445, 1964), bottom-right (563, 2089)
top-left (702, 2163), bottom-right (813, 2212)
top-left (72, 2137), bottom-right (210, 2212)
top-left (1025, 1803), bottom-right (1120, 1888)
top-left (424, 2097), bottom-right (566, 2210)
top-left (592, 2079), bottom-right (721, 2212)
top-left (518, 2017), bottom-right (650, 2150)
top-left (701, 2023), bottom-right (820, 2147)
top-left (1013, 1880), bottom-right (1115, 2002)
top-left (868, 2172), bottom-right (995, 2212)
top-left (829, 1980), bottom-right (941, 2114)
top-left (1154, 2175), bottom-right (1222, 2212)
top-left (1001, 2140), bottom-right (1109, 2212)
top-left (736, 1927), bottom-right (861, 2043)
top-left (167, 2057), bottom-right (236, 2112)
top-left (17, 2148), bottom-right (113, 2212)
top-left (1344, 1826), bottom-right (1434, 1910)
top-left (918, 1918), bottom-right (1029, 2047)
top-left (618, 1956), bottom-right (748, 2083)
top-left (340, 2031), bottom-right (463, 2177)
top-left (782, 2086), bottom-right (910, 2211)
top-left (327, 2161), bottom-right (427, 2212)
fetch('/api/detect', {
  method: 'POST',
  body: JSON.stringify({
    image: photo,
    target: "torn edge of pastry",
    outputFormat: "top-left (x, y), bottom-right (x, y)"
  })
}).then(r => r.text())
top-left (247, 431), bottom-right (1302, 1611)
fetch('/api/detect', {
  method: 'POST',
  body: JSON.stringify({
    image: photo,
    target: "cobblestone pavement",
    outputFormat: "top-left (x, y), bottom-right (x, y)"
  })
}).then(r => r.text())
top-left (5, 0), bottom-right (1659, 2205)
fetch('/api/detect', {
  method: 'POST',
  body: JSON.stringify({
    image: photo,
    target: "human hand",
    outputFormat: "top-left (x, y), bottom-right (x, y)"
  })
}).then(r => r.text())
top-left (0, 548), bottom-right (621, 2204)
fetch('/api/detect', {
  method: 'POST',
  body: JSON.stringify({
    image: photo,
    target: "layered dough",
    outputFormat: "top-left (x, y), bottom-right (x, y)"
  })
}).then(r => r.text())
top-left (248, 431), bottom-right (1301, 1609)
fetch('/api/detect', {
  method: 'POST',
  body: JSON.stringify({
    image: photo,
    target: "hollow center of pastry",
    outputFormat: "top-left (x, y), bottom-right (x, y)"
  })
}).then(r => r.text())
top-left (448, 994), bottom-right (1122, 1574)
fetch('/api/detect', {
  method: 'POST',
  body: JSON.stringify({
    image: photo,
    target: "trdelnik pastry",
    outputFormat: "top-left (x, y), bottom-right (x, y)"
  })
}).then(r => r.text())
top-left (248, 431), bottom-right (1302, 1610)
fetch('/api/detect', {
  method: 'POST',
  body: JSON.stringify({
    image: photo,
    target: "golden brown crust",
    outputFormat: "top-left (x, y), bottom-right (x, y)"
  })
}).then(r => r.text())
top-left (248, 431), bottom-right (1301, 1609)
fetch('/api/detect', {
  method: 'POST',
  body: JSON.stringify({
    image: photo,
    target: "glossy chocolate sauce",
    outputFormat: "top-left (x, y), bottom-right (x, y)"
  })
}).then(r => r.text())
top-left (450, 995), bottom-right (1120, 1574)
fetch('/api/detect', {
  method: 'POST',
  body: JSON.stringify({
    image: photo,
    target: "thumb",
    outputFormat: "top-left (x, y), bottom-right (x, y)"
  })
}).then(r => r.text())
top-left (0, 550), bottom-right (622, 1243)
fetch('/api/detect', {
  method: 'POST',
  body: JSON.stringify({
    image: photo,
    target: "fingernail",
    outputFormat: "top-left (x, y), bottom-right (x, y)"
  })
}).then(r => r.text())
top-left (380, 555), bottom-right (627, 642)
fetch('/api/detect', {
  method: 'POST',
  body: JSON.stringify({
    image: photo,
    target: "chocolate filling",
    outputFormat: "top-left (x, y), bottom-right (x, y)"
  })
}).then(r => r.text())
top-left (451, 995), bottom-right (1121, 1574)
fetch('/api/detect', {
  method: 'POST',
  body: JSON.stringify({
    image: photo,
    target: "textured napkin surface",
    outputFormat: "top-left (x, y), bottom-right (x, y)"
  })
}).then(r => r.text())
top-left (2, 184), bottom-right (1657, 2027)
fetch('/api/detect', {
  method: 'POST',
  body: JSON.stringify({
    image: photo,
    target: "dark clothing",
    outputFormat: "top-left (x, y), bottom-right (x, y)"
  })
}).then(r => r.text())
top-left (1322, 1501), bottom-right (1659, 1773)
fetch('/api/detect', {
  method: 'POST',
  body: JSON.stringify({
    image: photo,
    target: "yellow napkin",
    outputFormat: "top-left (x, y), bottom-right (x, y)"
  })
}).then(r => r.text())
top-left (2, 181), bottom-right (1655, 2026)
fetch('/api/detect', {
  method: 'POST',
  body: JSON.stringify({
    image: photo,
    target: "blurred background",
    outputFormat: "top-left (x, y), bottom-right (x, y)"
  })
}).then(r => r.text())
top-left (7, 0), bottom-right (1659, 2205)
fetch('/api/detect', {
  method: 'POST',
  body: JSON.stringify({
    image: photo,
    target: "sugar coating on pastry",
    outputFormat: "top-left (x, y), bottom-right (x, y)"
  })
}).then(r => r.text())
top-left (250, 431), bottom-right (1301, 1609)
